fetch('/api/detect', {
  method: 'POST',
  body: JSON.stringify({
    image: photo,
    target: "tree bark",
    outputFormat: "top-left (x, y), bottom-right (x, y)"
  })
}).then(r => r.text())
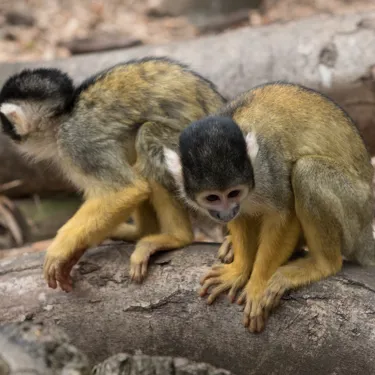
top-left (1, 11), bottom-right (375, 197)
top-left (92, 353), bottom-right (233, 375)
top-left (1, 242), bottom-right (375, 375)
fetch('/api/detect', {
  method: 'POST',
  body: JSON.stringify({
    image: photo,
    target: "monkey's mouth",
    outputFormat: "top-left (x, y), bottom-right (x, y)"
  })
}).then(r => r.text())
top-left (208, 205), bottom-right (240, 223)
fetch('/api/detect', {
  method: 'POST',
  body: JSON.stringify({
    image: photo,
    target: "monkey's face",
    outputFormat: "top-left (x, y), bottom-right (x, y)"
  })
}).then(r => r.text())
top-left (194, 185), bottom-right (249, 223)
top-left (164, 116), bottom-right (256, 224)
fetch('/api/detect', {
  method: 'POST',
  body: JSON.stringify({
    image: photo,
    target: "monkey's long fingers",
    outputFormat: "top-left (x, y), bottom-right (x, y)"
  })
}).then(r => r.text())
top-left (129, 264), bottom-right (142, 283)
top-left (129, 246), bottom-right (152, 283)
top-left (44, 259), bottom-right (57, 289)
top-left (263, 290), bottom-right (282, 311)
top-left (218, 236), bottom-right (234, 264)
top-left (228, 283), bottom-right (242, 303)
top-left (141, 260), bottom-right (148, 281)
top-left (249, 314), bottom-right (265, 333)
top-left (199, 267), bottom-right (222, 285)
top-left (223, 248), bottom-right (234, 264)
top-left (129, 259), bottom-right (149, 284)
top-left (207, 283), bottom-right (231, 304)
top-left (243, 300), bottom-right (266, 333)
top-left (198, 277), bottom-right (222, 297)
top-left (237, 290), bottom-right (246, 305)
top-left (55, 263), bottom-right (73, 293)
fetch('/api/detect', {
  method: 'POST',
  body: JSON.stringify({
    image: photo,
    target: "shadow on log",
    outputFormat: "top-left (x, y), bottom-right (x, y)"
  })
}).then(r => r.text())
top-left (1, 243), bottom-right (375, 375)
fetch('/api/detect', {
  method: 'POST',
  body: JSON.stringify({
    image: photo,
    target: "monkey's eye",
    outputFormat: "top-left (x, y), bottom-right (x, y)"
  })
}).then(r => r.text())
top-left (228, 190), bottom-right (240, 198)
top-left (206, 194), bottom-right (220, 202)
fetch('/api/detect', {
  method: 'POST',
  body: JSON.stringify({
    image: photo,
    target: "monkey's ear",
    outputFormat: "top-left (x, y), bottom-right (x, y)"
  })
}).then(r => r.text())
top-left (0, 103), bottom-right (29, 137)
top-left (163, 147), bottom-right (183, 184)
top-left (245, 132), bottom-right (259, 163)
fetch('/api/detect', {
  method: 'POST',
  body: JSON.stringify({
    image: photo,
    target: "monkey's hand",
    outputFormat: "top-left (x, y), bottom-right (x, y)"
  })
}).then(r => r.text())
top-left (199, 263), bottom-right (249, 304)
top-left (217, 235), bottom-right (234, 264)
top-left (43, 241), bottom-right (85, 292)
top-left (237, 274), bottom-right (287, 333)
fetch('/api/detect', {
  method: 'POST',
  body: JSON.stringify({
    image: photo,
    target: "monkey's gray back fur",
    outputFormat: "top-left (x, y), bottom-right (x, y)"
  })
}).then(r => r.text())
top-left (0, 57), bottom-right (226, 197)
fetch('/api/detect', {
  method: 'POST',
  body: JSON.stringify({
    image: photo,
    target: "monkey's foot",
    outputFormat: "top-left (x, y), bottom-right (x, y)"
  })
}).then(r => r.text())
top-left (199, 264), bottom-right (249, 304)
top-left (262, 271), bottom-right (288, 310)
top-left (129, 244), bottom-right (152, 283)
top-left (217, 235), bottom-right (234, 264)
top-left (43, 245), bottom-right (85, 292)
top-left (237, 274), bottom-right (287, 333)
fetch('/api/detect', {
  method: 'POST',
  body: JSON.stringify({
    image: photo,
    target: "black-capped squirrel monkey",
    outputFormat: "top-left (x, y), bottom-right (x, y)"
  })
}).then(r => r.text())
top-left (0, 57), bottom-right (225, 292)
top-left (164, 82), bottom-right (375, 333)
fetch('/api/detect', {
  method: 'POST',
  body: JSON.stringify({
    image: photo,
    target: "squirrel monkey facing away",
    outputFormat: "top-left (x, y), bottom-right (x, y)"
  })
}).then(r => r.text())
top-left (164, 83), bottom-right (375, 333)
top-left (0, 57), bottom-right (225, 292)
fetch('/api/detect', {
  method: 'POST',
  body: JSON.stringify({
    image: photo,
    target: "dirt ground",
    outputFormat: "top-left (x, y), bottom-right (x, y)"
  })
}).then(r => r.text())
top-left (0, 0), bottom-right (375, 63)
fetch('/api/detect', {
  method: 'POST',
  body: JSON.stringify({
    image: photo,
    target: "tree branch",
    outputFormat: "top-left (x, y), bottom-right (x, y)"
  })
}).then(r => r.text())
top-left (1, 242), bottom-right (374, 375)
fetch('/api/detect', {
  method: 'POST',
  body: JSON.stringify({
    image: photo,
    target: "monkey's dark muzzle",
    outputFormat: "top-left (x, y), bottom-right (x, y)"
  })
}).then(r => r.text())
top-left (209, 205), bottom-right (240, 223)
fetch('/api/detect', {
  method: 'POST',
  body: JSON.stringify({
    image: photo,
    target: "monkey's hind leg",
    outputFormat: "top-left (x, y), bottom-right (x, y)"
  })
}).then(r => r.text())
top-left (254, 157), bottom-right (367, 330)
top-left (129, 181), bottom-right (194, 283)
top-left (44, 179), bottom-right (150, 292)
top-left (128, 184), bottom-right (192, 282)
top-left (110, 200), bottom-right (160, 242)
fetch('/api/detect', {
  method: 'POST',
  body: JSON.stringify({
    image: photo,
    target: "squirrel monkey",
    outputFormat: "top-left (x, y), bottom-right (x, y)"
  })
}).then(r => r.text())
top-left (164, 83), bottom-right (375, 333)
top-left (0, 57), bottom-right (225, 292)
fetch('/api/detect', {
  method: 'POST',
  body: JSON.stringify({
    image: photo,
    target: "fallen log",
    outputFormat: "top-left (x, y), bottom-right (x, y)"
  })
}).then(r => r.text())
top-left (1, 243), bottom-right (375, 375)
top-left (1, 11), bottom-right (375, 197)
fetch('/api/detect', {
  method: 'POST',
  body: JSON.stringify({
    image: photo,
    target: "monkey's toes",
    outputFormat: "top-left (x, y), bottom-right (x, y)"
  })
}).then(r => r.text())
top-left (198, 264), bottom-right (247, 304)
top-left (222, 248), bottom-right (234, 264)
top-left (129, 259), bottom-right (148, 283)
top-left (239, 282), bottom-right (286, 334)
top-left (243, 298), bottom-right (268, 333)
top-left (43, 256), bottom-right (73, 292)
top-left (217, 236), bottom-right (234, 264)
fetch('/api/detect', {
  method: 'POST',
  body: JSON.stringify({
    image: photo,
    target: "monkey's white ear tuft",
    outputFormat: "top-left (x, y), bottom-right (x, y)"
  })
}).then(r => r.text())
top-left (0, 103), bottom-right (29, 135)
top-left (164, 147), bottom-right (183, 184)
top-left (245, 132), bottom-right (259, 164)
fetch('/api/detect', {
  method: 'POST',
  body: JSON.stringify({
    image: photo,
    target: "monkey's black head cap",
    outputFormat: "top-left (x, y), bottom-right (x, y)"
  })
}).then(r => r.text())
top-left (179, 116), bottom-right (254, 198)
top-left (0, 68), bottom-right (74, 113)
